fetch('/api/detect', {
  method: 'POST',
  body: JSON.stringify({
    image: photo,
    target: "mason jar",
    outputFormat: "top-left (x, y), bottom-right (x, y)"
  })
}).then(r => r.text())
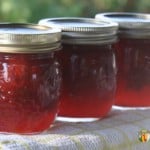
top-left (95, 12), bottom-right (150, 107)
top-left (39, 18), bottom-right (118, 121)
top-left (0, 23), bottom-right (62, 133)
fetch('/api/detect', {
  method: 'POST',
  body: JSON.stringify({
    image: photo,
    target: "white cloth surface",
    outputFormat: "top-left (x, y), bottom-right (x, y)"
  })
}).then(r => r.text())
top-left (0, 106), bottom-right (150, 150)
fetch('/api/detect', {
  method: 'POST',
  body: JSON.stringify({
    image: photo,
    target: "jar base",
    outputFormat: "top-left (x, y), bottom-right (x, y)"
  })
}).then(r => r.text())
top-left (56, 116), bottom-right (100, 122)
top-left (0, 124), bottom-right (54, 135)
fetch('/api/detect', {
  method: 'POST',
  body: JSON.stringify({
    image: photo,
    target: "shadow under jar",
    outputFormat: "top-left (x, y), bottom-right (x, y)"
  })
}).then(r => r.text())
top-left (0, 23), bottom-right (62, 133)
top-left (95, 12), bottom-right (150, 107)
top-left (39, 18), bottom-right (118, 122)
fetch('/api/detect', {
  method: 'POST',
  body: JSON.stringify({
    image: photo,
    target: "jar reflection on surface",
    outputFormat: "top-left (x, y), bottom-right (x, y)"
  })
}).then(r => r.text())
top-left (114, 39), bottom-right (150, 106)
top-left (59, 44), bottom-right (117, 118)
top-left (0, 52), bottom-right (62, 133)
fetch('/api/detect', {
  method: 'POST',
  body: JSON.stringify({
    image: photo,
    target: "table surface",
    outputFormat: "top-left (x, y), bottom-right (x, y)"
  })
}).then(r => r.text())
top-left (0, 106), bottom-right (150, 150)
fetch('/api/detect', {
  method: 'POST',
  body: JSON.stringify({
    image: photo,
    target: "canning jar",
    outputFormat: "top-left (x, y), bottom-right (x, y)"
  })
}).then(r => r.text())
top-left (39, 18), bottom-right (118, 121)
top-left (95, 13), bottom-right (150, 107)
top-left (0, 23), bottom-right (62, 133)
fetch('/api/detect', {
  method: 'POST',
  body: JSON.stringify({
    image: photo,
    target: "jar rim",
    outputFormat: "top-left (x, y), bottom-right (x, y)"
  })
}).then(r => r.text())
top-left (95, 12), bottom-right (150, 39)
top-left (0, 23), bottom-right (61, 53)
top-left (38, 17), bottom-right (118, 44)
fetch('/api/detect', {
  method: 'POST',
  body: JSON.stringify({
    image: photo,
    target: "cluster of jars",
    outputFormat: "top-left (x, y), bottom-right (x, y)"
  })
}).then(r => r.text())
top-left (0, 12), bottom-right (149, 134)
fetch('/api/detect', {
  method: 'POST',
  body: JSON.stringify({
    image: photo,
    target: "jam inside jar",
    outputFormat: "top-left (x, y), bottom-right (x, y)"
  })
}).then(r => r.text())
top-left (115, 39), bottom-right (150, 106)
top-left (58, 44), bottom-right (116, 120)
top-left (95, 12), bottom-right (150, 107)
top-left (0, 23), bottom-right (62, 133)
top-left (0, 52), bottom-right (61, 133)
top-left (39, 17), bottom-right (118, 121)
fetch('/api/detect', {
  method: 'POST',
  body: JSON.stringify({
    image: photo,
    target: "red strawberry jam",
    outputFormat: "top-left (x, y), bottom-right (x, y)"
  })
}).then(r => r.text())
top-left (0, 23), bottom-right (61, 133)
top-left (0, 52), bottom-right (62, 133)
top-left (59, 44), bottom-right (116, 118)
top-left (95, 12), bottom-right (150, 107)
top-left (114, 39), bottom-right (150, 106)
top-left (39, 17), bottom-right (118, 121)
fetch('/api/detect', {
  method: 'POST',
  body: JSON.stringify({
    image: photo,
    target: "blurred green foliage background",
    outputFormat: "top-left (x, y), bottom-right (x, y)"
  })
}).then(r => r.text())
top-left (0, 0), bottom-right (149, 23)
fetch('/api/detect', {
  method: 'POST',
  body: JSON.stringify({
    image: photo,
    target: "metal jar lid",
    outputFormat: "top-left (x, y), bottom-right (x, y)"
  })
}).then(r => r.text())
top-left (0, 23), bottom-right (61, 53)
top-left (38, 17), bottom-right (118, 45)
top-left (95, 12), bottom-right (150, 39)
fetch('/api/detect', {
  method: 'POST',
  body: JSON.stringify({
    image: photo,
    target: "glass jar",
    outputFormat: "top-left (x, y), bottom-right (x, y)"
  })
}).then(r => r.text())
top-left (39, 18), bottom-right (118, 121)
top-left (95, 13), bottom-right (150, 107)
top-left (0, 23), bottom-right (62, 133)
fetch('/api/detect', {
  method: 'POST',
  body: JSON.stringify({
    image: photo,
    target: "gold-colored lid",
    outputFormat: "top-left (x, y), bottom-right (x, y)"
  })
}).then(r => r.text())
top-left (0, 23), bottom-right (61, 53)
